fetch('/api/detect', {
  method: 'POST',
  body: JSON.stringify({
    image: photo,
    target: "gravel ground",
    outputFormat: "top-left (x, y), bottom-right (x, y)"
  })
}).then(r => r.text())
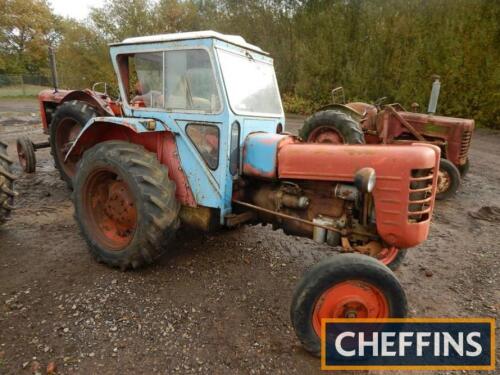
top-left (0, 99), bottom-right (498, 374)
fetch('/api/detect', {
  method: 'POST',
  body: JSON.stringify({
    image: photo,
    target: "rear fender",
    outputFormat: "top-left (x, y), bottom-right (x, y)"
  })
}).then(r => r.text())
top-left (317, 103), bottom-right (363, 122)
top-left (60, 90), bottom-right (115, 116)
top-left (66, 117), bottom-right (196, 206)
top-left (38, 89), bottom-right (118, 133)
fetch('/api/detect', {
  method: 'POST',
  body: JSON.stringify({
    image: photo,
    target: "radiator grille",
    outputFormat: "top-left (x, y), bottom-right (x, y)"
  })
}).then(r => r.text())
top-left (459, 130), bottom-right (472, 163)
top-left (408, 168), bottom-right (434, 222)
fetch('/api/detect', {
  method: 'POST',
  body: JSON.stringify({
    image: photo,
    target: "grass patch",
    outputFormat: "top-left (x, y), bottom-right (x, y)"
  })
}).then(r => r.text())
top-left (0, 84), bottom-right (49, 97)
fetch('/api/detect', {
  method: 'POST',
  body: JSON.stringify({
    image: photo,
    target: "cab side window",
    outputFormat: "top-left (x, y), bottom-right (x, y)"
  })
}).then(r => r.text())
top-left (186, 124), bottom-right (220, 170)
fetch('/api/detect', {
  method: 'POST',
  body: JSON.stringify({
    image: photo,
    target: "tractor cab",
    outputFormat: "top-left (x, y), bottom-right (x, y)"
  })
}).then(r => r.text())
top-left (109, 31), bottom-right (285, 217)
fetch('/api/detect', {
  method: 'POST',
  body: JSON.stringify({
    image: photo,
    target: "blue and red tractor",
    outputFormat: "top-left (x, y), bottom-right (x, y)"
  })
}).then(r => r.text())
top-left (22, 31), bottom-right (441, 356)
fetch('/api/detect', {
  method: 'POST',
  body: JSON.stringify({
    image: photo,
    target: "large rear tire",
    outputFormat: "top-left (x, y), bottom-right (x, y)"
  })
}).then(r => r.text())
top-left (73, 141), bottom-right (180, 270)
top-left (50, 100), bottom-right (97, 188)
top-left (299, 110), bottom-right (365, 144)
top-left (0, 141), bottom-right (15, 225)
top-left (290, 253), bottom-right (407, 356)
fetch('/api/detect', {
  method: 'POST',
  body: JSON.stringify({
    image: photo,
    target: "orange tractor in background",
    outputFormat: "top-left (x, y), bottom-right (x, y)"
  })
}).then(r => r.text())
top-left (300, 78), bottom-right (474, 200)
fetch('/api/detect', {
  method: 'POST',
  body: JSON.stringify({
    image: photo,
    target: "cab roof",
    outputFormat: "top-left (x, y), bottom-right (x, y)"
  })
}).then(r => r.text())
top-left (109, 30), bottom-right (267, 54)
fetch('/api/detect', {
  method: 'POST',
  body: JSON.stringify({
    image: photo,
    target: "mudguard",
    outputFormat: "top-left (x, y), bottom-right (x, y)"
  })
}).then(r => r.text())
top-left (65, 116), bottom-right (171, 161)
top-left (65, 116), bottom-right (197, 207)
top-left (316, 103), bottom-right (363, 122)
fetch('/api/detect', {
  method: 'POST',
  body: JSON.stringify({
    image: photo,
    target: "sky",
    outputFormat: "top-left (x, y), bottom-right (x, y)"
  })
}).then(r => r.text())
top-left (49, 0), bottom-right (105, 20)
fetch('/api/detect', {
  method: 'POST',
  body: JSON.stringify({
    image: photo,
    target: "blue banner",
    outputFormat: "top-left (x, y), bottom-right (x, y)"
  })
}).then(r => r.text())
top-left (322, 318), bottom-right (495, 370)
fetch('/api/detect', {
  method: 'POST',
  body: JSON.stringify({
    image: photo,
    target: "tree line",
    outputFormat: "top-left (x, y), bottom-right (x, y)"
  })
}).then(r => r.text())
top-left (1, 0), bottom-right (498, 127)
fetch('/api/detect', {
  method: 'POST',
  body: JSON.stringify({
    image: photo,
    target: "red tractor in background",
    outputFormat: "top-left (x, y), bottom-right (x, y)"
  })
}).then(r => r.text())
top-left (300, 79), bottom-right (474, 200)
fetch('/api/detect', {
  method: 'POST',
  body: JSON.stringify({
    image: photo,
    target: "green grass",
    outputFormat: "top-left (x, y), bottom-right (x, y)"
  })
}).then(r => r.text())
top-left (0, 84), bottom-right (50, 97)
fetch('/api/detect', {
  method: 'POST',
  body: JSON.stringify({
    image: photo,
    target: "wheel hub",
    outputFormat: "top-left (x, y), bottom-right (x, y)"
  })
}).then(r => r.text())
top-left (83, 170), bottom-right (137, 251)
top-left (104, 181), bottom-right (136, 229)
top-left (308, 126), bottom-right (345, 144)
top-left (17, 149), bottom-right (26, 168)
top-left (437, 169), bottom-right (451, 193)
top-left (376, 246), bottom-right (399, 265)
top-left (312, 280), bottom-right (389, 336)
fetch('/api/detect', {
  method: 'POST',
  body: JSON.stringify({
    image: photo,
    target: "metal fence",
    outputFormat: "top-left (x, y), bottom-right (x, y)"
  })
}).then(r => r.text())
top-left (0, 74), bottom-right (52, 97)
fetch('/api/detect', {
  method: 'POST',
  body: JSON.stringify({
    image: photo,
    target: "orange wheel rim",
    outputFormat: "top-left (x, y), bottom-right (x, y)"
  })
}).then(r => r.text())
top-left (16, 143), bottom-right (27, 169)
top-left (82, 168), bottom-right (137, 251)
top-left (312, 280), bottom-right (389, 336)
top-left (437, 169), bottom-right (451, 193)
top-left (308, 126), bottom-right (345, 144)
top-left (377, 246), bottom-right (399, 266)
top-left (56, 117), bottom-right (82, 177)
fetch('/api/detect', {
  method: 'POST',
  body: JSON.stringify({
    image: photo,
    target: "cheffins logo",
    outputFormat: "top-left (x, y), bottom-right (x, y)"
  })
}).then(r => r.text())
top-left (321, 318), bottom-right (495, 370)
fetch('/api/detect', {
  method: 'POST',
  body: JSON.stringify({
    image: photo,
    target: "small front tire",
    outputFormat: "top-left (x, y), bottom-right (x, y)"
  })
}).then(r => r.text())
top-left (290, 253), bottom-right (407, 356)
top-left (16, 137), bottom-right (36, 173)
top-left (377, 247), bottom-right (407, 271)
top-left (436, 158), bottom-right (461, 200)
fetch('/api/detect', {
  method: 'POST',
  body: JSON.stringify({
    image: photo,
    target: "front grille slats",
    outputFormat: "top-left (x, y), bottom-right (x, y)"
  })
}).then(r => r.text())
top-left (459, 130), bottom-right (472, 162)
top-left (408, 168), bottom-right (434, 222)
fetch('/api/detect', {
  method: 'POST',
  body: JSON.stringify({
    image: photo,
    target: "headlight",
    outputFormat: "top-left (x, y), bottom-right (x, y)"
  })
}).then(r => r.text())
top-left (354, 167), bottom-right (376, 193)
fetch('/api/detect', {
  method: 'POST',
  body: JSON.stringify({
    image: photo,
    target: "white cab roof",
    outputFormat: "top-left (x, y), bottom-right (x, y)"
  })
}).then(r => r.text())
top-left (115, 30), bottom-right (266, 54)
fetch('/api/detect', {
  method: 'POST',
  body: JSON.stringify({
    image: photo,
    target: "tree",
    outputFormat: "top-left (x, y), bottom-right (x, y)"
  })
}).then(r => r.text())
top-left (0, 0), bottom-right (58, 74)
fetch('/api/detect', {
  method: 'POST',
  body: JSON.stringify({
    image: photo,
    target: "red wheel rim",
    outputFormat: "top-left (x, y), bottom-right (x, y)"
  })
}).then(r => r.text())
top-left (307, 126), bottom-right (344, 144)
top-left (437, 169), bottom-right (451, 193)
top-left (16, 142), bottom-right (27, 170)
top-left (377, 247), bottom-right (400, 266)
top-left (56, 118), bottom-right (82, 177)
top-left (82, 168), bottom-right (137, 251)
top-left (312, 280), bottom-right (389, 336)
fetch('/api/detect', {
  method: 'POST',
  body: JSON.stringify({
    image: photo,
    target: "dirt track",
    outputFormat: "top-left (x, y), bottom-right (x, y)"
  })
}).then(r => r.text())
top-left (0, 99), bottom-right (498, 374)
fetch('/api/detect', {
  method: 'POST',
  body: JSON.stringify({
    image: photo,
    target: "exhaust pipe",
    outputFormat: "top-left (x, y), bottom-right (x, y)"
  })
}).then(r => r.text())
top-left (427, 75), bottom-right (440, 114)
top-left (48, 46), bottom-right (59, 93)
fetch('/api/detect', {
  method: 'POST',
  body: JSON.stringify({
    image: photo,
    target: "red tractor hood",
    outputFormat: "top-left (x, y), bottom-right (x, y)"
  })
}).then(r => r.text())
top-left (278, 143), bottom-right (441, 249)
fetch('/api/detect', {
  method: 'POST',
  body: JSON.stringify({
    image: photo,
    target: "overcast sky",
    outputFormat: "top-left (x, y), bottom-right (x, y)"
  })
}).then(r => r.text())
top-left (49, 0), bottom-right (105, 20)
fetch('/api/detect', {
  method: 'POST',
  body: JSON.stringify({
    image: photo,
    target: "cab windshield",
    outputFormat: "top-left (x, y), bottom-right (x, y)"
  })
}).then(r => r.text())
top-left (217, 49), bottom-right (283, 117)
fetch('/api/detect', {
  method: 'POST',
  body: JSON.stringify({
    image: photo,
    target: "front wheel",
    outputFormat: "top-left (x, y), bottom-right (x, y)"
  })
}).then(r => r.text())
top-left (290, 253), bottom-right (407, 356)
top-left (436, 158), bottom-right (461, 200)
top-left (376, 247), bottom-right (407, 271)
top-left (73, 141), bottom-right (180, 270)
top-left (458, 158), bottom-right (470, 177)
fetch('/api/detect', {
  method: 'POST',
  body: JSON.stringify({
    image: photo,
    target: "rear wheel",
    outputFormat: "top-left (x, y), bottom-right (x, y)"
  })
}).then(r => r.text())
top-left (436, 158), bottom-right (460, 200)
top-left (299, 110), bottom-right (365, 144)
top-left (50, 100), bottom-right (97, 188)
top-left (290, 253), bottom-right (407, 356)
top-left (0, 141), bottom-right (16, 225)
top-left (73, 141), bottom-right (180, 269)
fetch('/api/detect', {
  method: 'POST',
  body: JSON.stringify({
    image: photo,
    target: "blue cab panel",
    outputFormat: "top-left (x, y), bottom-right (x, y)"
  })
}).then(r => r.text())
top-left (242, 132), bottom-right (290, 179)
